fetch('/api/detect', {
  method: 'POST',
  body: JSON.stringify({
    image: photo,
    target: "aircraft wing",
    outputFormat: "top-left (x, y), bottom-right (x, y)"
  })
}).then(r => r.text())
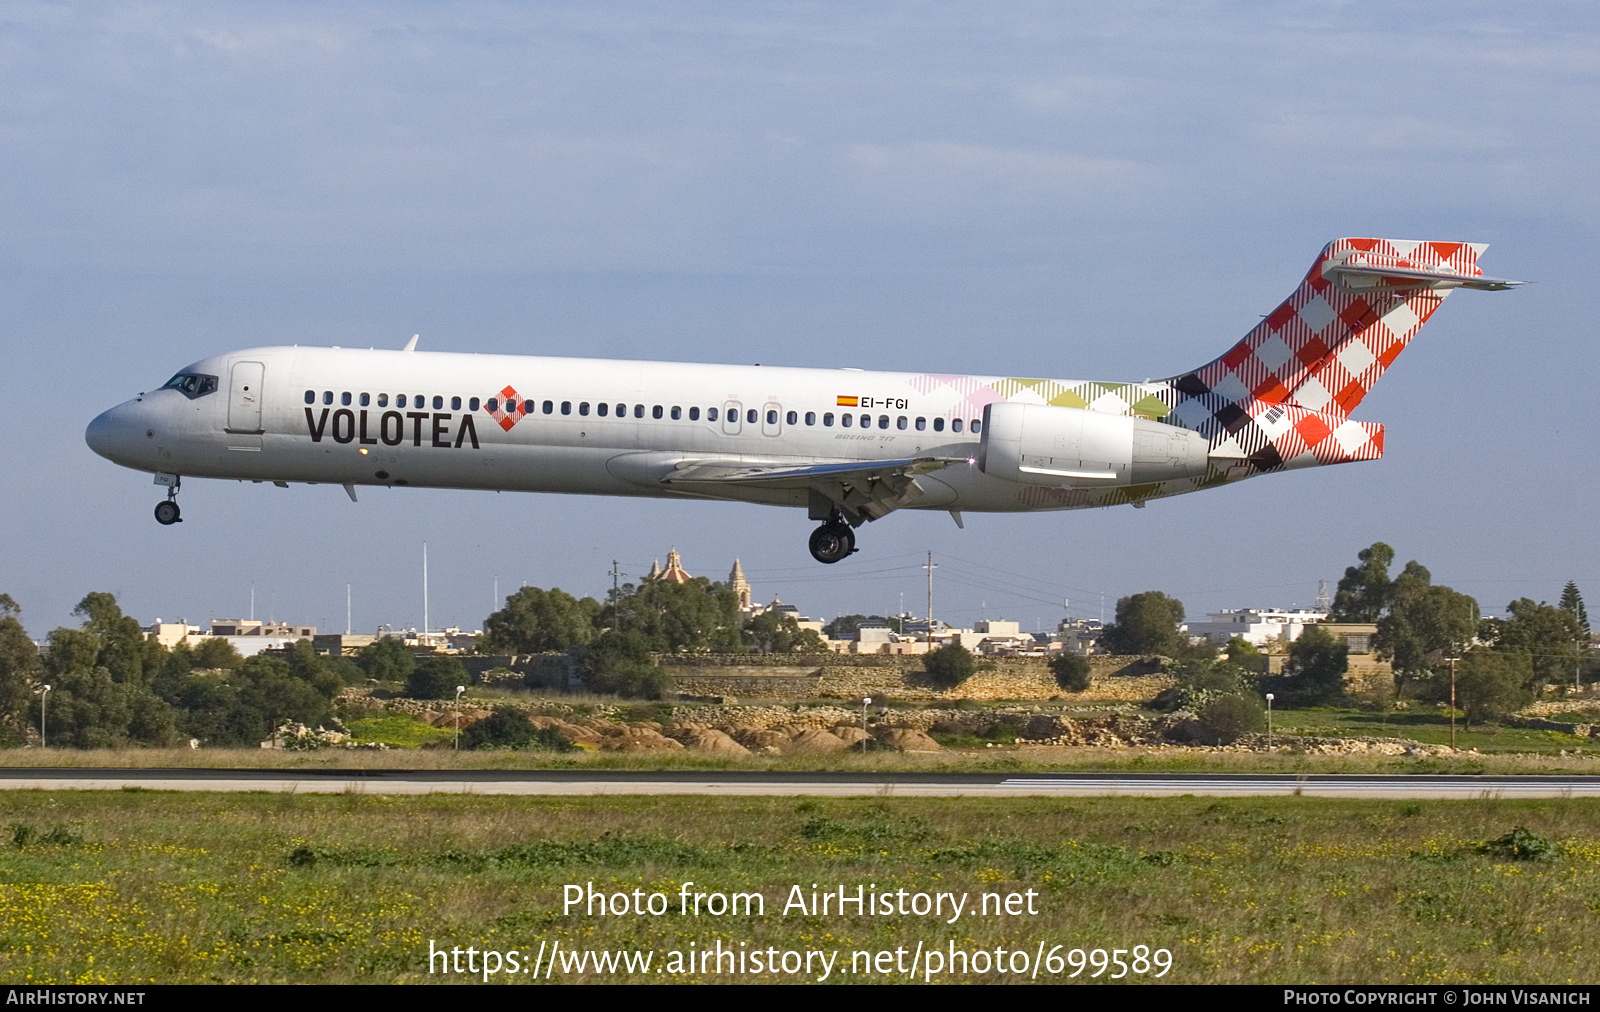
top-left (656, 454), bottom-right (969, 523)
top-left (660, 455), bottom-right (966, 487)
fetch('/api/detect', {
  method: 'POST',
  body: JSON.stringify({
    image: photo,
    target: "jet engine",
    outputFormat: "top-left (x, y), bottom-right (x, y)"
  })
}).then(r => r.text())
top-left (978, 402), bottom-right (1211, 487)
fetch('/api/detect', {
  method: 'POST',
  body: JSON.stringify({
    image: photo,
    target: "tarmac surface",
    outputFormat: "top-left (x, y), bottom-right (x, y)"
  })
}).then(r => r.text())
top-left (1, 768), bottom-right (1597, 798)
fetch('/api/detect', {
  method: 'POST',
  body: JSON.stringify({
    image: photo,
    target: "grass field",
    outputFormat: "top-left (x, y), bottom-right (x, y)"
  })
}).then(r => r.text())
top-left (1272, 707), bottom-right (1595, 754)
top-left (0, 790), bottom-right (1597, 984)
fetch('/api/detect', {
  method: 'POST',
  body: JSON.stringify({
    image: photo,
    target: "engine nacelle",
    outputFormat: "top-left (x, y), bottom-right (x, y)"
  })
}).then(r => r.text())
top-left (978, 402), bottom-right (1211, 487)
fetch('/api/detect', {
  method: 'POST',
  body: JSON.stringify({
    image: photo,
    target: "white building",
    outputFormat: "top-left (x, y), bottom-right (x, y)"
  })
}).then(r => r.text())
top-left (1187, 608), bottom-right (1328, 648)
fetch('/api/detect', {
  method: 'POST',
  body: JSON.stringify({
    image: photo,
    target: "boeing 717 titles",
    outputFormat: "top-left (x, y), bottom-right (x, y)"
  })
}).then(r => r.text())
top-left (86, 239), bottom-right (1518, 563)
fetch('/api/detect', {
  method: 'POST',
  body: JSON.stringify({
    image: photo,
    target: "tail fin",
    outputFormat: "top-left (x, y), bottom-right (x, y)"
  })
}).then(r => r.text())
top-left (1161, 239), bottom-right (1518, 472)
top-left (1168, 239), bottom-right (1516, 416)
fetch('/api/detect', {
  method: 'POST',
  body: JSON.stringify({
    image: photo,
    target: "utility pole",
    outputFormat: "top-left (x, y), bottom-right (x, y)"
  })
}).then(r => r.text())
top-left (1450, 653), bottom-right (1458, 750)
top-left (346, 584), bottom-right (352, 635)
top-left (423, 542), bottom-right (430, 637)
top-left (611, 561), bottom-right (623, 629)
top-left (924, 553), bottom-right (937, 647)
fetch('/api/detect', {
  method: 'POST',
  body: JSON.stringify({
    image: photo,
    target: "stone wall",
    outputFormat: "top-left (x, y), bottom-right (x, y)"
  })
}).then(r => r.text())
top-left (659, 654), bottom-right (1171, 703)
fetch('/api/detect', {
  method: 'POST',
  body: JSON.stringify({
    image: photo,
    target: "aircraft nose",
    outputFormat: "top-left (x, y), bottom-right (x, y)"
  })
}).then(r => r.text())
top-left (85, 402), bottom-right (149, 466)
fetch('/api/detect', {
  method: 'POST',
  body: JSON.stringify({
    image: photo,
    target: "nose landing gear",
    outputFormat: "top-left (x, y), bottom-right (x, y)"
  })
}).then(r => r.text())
top-left (808, 513), bottom-right (856, 564)
top-left (154, 475), bottom-right (182, 525)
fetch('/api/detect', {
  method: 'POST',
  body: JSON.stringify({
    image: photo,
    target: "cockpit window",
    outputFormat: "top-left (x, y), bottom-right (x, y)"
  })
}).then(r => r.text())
top-left (161, 373), bottom-right (219, 400)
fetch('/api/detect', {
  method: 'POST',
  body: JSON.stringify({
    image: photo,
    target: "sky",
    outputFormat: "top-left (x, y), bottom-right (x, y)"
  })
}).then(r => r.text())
top-left (2, 2), bottom-right (1597, 639)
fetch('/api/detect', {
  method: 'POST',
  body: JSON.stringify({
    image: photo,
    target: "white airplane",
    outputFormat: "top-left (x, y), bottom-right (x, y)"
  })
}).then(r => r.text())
top-left (87, 238), bottom-right (1517, 563)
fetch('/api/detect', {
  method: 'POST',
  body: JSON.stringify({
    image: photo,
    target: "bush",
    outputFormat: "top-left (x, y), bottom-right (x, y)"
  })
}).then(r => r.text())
top-left (406, 656), bottom-right (468, 700)
top-left (1198, 694), bottom-right (1266, 745)
top-left (577, 631), bottom-right (672, 699)
top-left (460, 707), bottom-right (573, 751)
top-left (1050, 653), bottom-right (1092, 692)
top-left (1477, 827), bottom-right (1556, 862)
top-left (922, 644), bottom-right (976, 690)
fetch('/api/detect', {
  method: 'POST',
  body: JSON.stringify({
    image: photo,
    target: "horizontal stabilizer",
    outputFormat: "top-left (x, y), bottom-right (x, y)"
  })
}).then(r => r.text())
top-left (1331, 256), bottom-right (1523, 292)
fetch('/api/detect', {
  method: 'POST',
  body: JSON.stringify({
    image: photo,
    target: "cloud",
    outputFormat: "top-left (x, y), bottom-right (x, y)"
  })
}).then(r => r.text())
top-left (844, 141), bottom-right (1156, 210)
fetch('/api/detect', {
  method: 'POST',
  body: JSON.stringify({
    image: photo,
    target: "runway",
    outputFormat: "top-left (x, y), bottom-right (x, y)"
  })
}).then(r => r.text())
top-left (1, 768), bottom-right (1597, 798)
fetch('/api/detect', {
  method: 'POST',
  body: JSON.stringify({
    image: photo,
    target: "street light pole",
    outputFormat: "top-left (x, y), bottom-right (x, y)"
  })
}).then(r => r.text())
top-left (1450, 655), bottom-right (1458, 751)
top-left (861, 697), bottom-right (871, 754)
top-left (1265, 693), bottom-right (1274, 750)
top-left (40, 685), bottom-right (50, 749)
top-left (454, 684), bottom-right (466, 750)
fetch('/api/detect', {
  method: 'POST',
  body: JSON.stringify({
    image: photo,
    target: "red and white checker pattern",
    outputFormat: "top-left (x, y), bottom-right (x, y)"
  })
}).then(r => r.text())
top-left (487, 385), bottom-right (526, 431)
top-left (1190, 239), bottom-right (1484, 417)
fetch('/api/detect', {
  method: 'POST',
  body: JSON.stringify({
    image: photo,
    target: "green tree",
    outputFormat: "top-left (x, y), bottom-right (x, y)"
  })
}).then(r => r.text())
top-left (482, 586), bottom-right (601, 654)
top-left (1436, 649), bottom-right (1534, 725)
top-left (1285, 625), bottom-right (1348, 702)
top-left (236, 654), bottom-right (337, 728)
top-left (405, 656), bottom-right (469, 701)
top-left (922, 643), bottom-right (976, 690)
top-left (1224, 636), bottom-right (1266, 673)
top-left (1050, 653), bottom-right (1092, 692)
top-left (823, 615), bottom-right (900, 639)
top-left (355, 638), bottom-right (415, 684)
top-left (744, 611), bottom-right (828, 654)
top-left (191, 638), bottom-right (244, 671)
top-left (1099, 592), bottom-right (1186, 656)
top-left (70, 593), bottom-right (164, 687)
top-left (1330, 542), bottom-right (1395, 621)
top-left (1497, 598), bottom-right (1583, 690)
top-left (32, 666), bottom-right (177, 748)
top-left (1373, 564), bottom-right (1479, 691)
top-left (0, 596), bottom-right (41, 735)
top-left (577, 630), bottom-right (672, 699)
top-left (1560, 582), bottom-right (1590, 637)
top-left (610, 578), bottom-right (745, 653)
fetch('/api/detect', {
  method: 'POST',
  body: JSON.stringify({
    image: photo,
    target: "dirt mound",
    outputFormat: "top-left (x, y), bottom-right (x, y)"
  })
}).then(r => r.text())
top-left (872, 727), bottom-right (943, 752)
top-left (732, 729), bottom-right (791, 754)
top-left (668, 728), bottom-right (751, 755)
top-left (596, 725), bottom-right (685, 752)
top-left (788, 728), bottom-right (850, 752)
top-left (829, 725), bottom-right (872, 747)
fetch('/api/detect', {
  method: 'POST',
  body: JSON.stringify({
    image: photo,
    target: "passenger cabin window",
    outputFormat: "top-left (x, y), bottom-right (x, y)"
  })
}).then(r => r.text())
top-left (598, 402), bottom-right (609, 416)
top-left (451, 396), bottom-right (462, 410)
top-left (634, 405), bottom-right (644, 418)
top-left (952, 419), bottom-right (963, 433)
top-left (303, 390), bottom-right (314, 404)
top-left (360, 393), bottom-right (371, 407)
top-left (787, 411), bottom-right (797, 425)
top-left (767, 410), bottom-right (778, 425)
top-left (323, 391), bottom-right (334, 405)
top-left (915, 417), bottom-right (925, 430)
top-left (561, 401), bottom-right (572, 415)
top-left (897, 416), bottom-right (907, 430)
top-left (652, 405), bottom-right (663, 419)
top-left (341, 392), bottom-right (352, 406)
top-left (398, 394), bottom-right (408, 408)
top-left (543, 400), bottom-right (553, 414)
top-left (614, 403), bottom-right (625, 417)
top-left (469, 397), bottom-right (479, 411)
top-left (747, 409), bottom-right (757, 424)
top-left (805, 411), bottom-right (816, 425)
top-left (579, 402), bottom-right (590, 416)
top-left (378, 393), bottom-right (389, 407)
top-left (522, 400), bottom-right (534, 414)
top-left (432, 396), bottom-right (444, 409)
top-left (486, 398), bottom-right (498, 412)
top-left (971, 419), bottom-right (982, 433)
top-left (707, 407), bottom-right (718, 422)
top-left (933, 417), bottom-right (945, 431)
top-left (878, 415), bottom-right (889, 429)
top-left (671, 406), bottom-right (682, 420)
top-left (841, 414), bottom-right (852, 427)
top-left (860, 414), bottom-right (871, 427)
top-left (689, 407), bottom-right (700, 421)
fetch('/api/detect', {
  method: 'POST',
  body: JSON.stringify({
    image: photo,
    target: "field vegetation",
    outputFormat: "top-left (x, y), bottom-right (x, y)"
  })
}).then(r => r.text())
top-left (0, 791), bottom-right (1597, 984)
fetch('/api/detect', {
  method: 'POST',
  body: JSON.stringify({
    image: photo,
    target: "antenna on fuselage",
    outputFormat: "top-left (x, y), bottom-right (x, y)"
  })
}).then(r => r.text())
top-left (402, 334), bottom-right (419, 352)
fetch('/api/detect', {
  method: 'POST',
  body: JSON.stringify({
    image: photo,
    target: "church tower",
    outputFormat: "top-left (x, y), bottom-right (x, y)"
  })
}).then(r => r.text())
top-left (729, 558), bottom-right (752, 612)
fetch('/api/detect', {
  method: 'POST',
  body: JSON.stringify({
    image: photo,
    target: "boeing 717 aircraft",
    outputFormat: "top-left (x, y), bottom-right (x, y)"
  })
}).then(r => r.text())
top-left (86, 238), bottom-right (1517, 563)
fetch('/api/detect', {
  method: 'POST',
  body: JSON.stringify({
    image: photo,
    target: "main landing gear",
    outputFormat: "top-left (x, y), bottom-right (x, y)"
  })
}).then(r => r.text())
top-left (808, 513), bottom-right (857, 564)
top-left (154, 475), bottom-right (182, 525)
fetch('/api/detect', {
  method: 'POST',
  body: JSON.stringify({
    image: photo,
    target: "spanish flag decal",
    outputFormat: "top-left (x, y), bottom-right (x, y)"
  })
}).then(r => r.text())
top-left (836, 395), bottom-right (859, 407)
